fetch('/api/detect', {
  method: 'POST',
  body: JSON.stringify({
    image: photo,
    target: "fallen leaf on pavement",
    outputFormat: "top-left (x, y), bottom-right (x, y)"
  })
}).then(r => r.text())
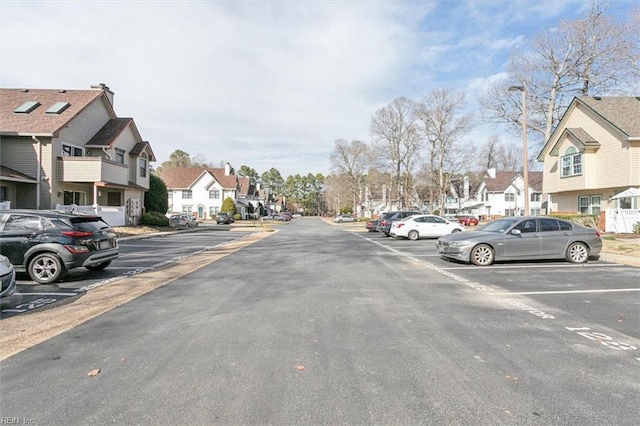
top-left (296, 365), bottom-right (305, 371)
top-left (87, 369), bottom-right (101, 377)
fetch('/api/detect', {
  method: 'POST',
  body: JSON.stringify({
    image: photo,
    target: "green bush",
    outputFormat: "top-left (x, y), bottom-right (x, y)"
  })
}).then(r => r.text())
top-left (141, 211), bottom-right (169, 227)
top-left (234, 213), bottom-right (242, 221)
top-left (633, 222), bottom-right (640, 235)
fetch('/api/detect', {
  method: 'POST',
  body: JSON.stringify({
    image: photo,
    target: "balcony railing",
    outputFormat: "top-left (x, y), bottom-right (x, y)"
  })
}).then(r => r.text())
top-left (57, 157), bottom-right (129, 185)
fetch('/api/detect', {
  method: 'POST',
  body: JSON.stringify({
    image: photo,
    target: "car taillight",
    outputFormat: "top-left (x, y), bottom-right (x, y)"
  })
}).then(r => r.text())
top-left (62, 230), bottom-right (94, 237)
top-left (596, 230), bottom-right (601, 237)
top-left (397, 223), bottom-right (405, 229)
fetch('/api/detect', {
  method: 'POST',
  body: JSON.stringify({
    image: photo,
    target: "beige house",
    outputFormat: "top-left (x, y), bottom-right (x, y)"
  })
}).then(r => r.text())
top-left (537, 96), bottom-right (640, 218)
top-left (0, 84), bottom-right (155, 224)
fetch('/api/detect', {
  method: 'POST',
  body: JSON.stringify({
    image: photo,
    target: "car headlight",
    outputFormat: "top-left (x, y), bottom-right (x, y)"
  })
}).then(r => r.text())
top-left (0, 256), bottom-right (11, 268)
top-left (450, 241), bottom-right (473, 247)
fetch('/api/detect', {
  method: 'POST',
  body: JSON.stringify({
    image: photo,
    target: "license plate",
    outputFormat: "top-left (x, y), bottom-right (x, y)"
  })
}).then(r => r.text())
top-left (98, 240), bottom-right (112, 250)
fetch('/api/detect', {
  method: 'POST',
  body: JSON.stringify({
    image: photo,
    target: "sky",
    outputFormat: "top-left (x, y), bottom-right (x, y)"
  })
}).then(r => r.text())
top-left (1, 0), bottom-right (636, 178)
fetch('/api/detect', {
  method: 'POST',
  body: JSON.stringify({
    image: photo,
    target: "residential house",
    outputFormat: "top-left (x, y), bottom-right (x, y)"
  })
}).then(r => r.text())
top-left (0, 84), bottom-right (155, 225)
top-left (536, 96), bottom-right (640, 231)
top-left (159, 163), bottom-right (259, 219)
top-left (476, 169), bottom-right (543, 219)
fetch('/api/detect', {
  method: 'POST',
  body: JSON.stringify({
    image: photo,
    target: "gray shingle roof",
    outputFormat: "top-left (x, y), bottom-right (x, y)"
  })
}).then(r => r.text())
top-left (577, 96), bottom-right (640, 137)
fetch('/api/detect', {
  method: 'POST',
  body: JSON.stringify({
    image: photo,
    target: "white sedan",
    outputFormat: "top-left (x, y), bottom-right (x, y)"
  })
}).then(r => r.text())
top-left (390, 214), bottom-right (465, 240)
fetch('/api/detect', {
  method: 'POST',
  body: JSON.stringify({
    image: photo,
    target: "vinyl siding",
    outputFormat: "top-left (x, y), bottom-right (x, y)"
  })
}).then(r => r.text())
top-left (57, 99), bottom-right (113, 145)
top-left (542, 101), bottom-right (639, 205)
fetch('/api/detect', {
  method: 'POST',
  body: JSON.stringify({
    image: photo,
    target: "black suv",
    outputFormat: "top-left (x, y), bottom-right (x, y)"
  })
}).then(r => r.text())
top-left (376, 211), bottom-right (419, 236)
top-left (0, 210), bottom-right (119, 284)
top-left (215, 212), bottom-right (235, 224)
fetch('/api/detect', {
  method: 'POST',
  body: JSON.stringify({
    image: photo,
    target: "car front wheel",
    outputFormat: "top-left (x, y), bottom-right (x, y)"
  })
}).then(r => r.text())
top-left (86, 260), bottom-right (112, 271)
top-left (566, 242), bottom-right (589, 263)
top-left (470, 244), bottom-right (494, 266)
top-left (408, 230), bottom-right (419, 241)
top-left (28, 253), bottom-right (67, 284)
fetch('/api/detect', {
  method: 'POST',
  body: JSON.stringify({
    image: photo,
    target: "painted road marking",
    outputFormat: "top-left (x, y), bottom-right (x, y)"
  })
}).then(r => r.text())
top-left (494, 288), bottom-right (640, 295)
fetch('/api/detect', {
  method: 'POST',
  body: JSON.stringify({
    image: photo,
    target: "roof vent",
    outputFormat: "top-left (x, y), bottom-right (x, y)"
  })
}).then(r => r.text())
top-left (593, 96), bottom-right (602, 100)
top-left (58, 89), bottom-right (67, 93)
top-left (20, 89), bottom-right (29, 93)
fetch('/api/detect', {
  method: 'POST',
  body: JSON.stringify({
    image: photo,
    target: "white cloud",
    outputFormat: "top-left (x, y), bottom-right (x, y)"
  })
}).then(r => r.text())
top-left (1, 0), bottom-right (629, 177)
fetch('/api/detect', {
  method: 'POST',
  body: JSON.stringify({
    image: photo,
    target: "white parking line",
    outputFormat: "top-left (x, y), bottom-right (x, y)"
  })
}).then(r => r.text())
top-left (493, 288), bottom-right (640, 296)
top-left (436, 263), bottom-right (621, 270)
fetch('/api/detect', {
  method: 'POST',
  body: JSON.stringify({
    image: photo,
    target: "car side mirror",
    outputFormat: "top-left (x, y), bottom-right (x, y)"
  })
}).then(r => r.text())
top-left (510, 229), bottom-right (522, 236)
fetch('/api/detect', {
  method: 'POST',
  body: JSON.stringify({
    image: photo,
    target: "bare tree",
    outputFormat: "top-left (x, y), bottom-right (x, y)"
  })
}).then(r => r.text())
top-left (480, 1), bottom-right (640, 153)
top-left (370, 97), bottom-right (421, 209)
top-left (477, 134), bottom-right (522, 172)
top-left (329, 139), bottom-right (371, 214)
top-left (415, 89), bottom-right (474, 211)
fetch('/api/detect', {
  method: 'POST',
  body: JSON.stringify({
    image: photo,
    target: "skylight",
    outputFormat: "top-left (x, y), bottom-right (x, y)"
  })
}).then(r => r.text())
top-left (14, 101), bottom-right (40, 114)
top-left (45, 101), bottom-right (70, 114)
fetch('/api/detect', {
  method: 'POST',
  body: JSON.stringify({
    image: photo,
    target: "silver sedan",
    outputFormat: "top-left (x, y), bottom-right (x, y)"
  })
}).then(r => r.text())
top-left (436, 216), bottom-right (602, 266)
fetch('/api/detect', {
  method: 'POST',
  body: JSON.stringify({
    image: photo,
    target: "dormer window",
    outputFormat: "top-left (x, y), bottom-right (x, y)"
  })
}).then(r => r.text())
top-left (561, 147), bottom-right (582, 177)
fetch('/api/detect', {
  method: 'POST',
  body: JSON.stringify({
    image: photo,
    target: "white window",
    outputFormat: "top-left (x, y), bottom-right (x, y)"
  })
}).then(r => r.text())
top-left (505, 209), bottom-right (515, 217)
top-left (209, 190), bottom-right (220, 199)
top-left (114, 149), bottom-right (125, 164)
top-left (140, 153), bottom-right (147, 178)
top-left (182, 190), bottom-right (192, 199)
top-left (504, 193), bottom-right (515, 202)
top-left (531, 193), bottom-right (541, 202)
top-left (63, 190), bottom-right (85, 205)
top-left (578, 195), bottom-right (601, 215)
top-left (62, 143), bottom-right (83, 157)
top-left (182, 205), bottom-right (193, 214)
top-left (561, 147), bottom-right (582, 177)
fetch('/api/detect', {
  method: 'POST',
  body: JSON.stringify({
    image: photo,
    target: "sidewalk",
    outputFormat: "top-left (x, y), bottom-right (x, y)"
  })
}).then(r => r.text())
top-left (598, 252), bottom-right (639, 267)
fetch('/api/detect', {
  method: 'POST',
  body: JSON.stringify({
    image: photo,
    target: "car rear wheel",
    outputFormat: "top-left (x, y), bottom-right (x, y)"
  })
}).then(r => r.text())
top-left (407, 230), bottom-right (419, 241)
top-left (566, 242), bottom-right (589, 263)
top-left (86, 260), bottom-right (112, 271)
top-left (28, 253), bottom-right (66, 284)
top-left (452, 229), bottom-right (462, 233)
top-left (470, 244), bottom-right (494, 266)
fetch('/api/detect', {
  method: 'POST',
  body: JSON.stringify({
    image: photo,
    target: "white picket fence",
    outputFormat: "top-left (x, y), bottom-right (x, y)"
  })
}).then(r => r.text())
top-left (55, 204), bottom-right (126, 227)
top-left (605, 209), bottom-right (640, 233)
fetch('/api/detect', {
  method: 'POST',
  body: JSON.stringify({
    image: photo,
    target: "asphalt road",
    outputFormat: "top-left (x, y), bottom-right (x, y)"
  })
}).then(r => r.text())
top-left (1, 218), bottom-right (638, 425)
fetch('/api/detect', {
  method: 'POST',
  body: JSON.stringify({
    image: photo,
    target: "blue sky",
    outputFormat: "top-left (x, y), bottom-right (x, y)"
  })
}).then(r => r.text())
top-left (1, 0), bottom-right (636, 177)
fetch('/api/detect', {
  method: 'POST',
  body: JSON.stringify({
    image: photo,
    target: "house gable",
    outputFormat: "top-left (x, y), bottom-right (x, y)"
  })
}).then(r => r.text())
top-left (537, 96), bottom-right (640, 214)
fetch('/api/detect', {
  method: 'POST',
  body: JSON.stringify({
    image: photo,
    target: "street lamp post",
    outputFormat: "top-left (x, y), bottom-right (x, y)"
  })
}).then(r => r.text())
top-left (509, 85), bottom-right (529, 216)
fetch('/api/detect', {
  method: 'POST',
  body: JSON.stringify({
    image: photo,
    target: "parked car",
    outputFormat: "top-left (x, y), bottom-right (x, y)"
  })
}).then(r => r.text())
top-left (333, 214), bottom-right (357, 223)
top-left (0, 254), bottom-right (18, 306)
top-left (215, 212), bottom-right (235, 224)
top-left (0, 210), bottom-right (119, 284)
top-left (457, 215), bottom-right (479, 226)
top-left (436, 216), bottom-right (602, 266)
top-left (366, 219), bottom-right (381, 232)
top-left (376, 211), bottom-right (419, 236)
top-left (169, 214), bottom-right (198, 228)
top-left (390, 215), bottom-right (465, 240)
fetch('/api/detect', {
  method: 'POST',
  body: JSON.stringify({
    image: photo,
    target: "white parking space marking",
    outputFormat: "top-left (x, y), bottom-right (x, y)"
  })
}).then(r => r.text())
top-left (494, 288), bottom-right (640, 296)
top-left (437, 263), bottom-right (620, 271)
top-left (358, 232), bottom-right (640, 361)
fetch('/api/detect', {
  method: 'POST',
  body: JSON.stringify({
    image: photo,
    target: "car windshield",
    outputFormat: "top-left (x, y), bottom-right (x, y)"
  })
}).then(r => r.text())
top-left (477, 218), bottom-right (519, 233)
